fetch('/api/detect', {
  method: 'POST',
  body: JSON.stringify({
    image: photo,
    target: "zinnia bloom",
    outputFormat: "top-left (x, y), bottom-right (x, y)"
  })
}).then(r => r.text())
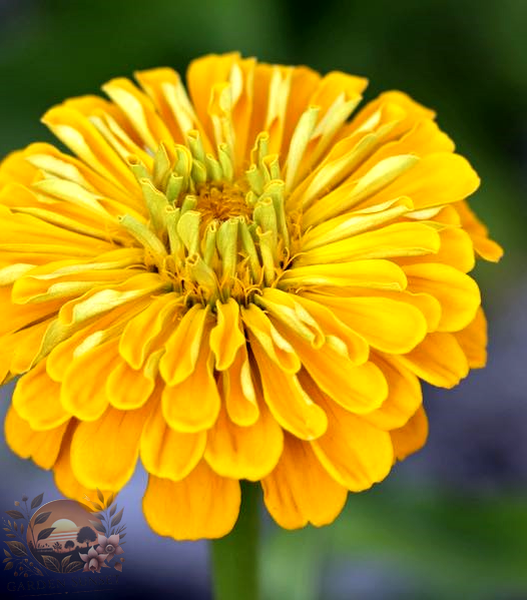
top-left (2, 53), bottom-right (501, 539)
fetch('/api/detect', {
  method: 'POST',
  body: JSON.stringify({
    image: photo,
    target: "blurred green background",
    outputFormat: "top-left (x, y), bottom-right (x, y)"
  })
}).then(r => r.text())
top-left (0, 1), bottom-right (525, 599)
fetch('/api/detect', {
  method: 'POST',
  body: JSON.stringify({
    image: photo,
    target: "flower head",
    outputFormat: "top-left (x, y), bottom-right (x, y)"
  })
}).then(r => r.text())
top-left (80, 547), bottom-right (108, 573)
top-left (96, 534), bottom-right (123, 561)
top-left (2, 53), bottom-right (501, 539)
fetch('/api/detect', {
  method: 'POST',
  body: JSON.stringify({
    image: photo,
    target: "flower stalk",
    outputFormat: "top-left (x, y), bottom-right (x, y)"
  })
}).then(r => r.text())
top-left (210, 482), bottom-right (261, 600)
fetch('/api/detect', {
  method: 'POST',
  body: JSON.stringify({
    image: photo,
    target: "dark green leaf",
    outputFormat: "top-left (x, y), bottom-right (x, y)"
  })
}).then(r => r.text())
top-left (96, 489), bottom-right (104, 504)
top-left (42, 555), bottom-right (60, 572)
top-left (13, 522), bottom-right (17, 532)
top-left (91, 502), bottom-right (104, 512)
top-left (34, 568), bottom-right (44, 576)
top-left (30, 493), bottom-right (44, 510)
top-left (61, 555), bottom-right (71, 570)
top-left (105, 493), bottom-right (115, 510)
top-left (119, 533), bottom-right (126, 540)
top-left (110, 508), bottom-right (124, 528)
top-left (65, 561), bottom-right (84, 573)
top-left (37, 527), bottom-right (55, 542)
top-left (34, 512), bottom-right (51, 525)
top-left (3, 557), bottom-right (11, 563)
top-left (95, 513), bottom-right (106, 522)
top-left (3, 549), bottom-right (11, 558)
top-left (5, 511), bottom-right (24, 520)
top-left (6, 534), bottom-right (16, 538)
top-left (4, 561), bottom-right (13, 570)
top-left (5, 541), bottom-right (27, 557)
top-left (20, 524), bottom-right (24, 535)
top-left (3, 529), bottom-right (10, 532)
top-left (109, 503), bottom-right (117, 517)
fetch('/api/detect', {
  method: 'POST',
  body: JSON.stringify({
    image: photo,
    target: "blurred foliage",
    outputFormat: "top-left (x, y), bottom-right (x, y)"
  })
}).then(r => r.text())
top-left (0, 1), bottom-right (525, 598)
top-left (263, 484), bottom-right (527, 600)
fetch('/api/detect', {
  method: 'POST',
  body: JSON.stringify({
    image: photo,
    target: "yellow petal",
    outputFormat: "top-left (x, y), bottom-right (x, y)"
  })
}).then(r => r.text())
top-left (119, 293), bottom-right (183, 369)
top-left (310, 393), bottom-right (394, 491)
top-left (159, 305), bottom-right (210, 385)
top-left (296, 222), bottom-right (440, 266)
top-left (210, 298), bottom-right (246, 370)
top-left (135, 67), bottom-right (188, 142)
top-left (396, 332), bottom-right (469, 388)
top-left (362, 355), bottom-right (423, 430)
top-left (54, 435), bottom-right (116, 502)
top-left (0, 150), bottom-right (38, 188)
top-left (291, 338), bottom-right (388, 414)
top-left (353, 119), bottom-right (455, 179)
top-left (309, 71), bottom-right (367, 113)
top-left (42, 104), bottom-right (138, 193)
top-left (4, 406), bottom-right (69, 469)
top-left (391, 406), bottom-right (429, 461)
top-left (58, 272), bottom-right (168, 327)
top-left (292, 294), bottom-right (369, 364)
top-left (307, 293), bottom-right (427, 354)
top-left (140, 395), bottom-right (206, 481)
top-left (305, 154), bottom-right (419, 226)
top-left (262, 434), bottom-right (347, 529)
top-left (102, 77), bottom-right (174, 152)
top-left (0, 286), bottom-right (63, 338)
top-left (187, 53), bottom-right (240, 145)
top-left (60, 337), bottom-right (121, 421)
top-left (348, 90), bottom-right (435, 141)
top-left (205, 402), bottom-right (283, 481)
top-left (143, 462), bottom-right (241, 540)
top-left (70, 404), bottom-right (151, 490)
top-left (251, 338), bottom-right (327, 440)
top-left (257, 288), bottom-right (325, 348)
top-left (281, 65), bottom-right (321, 152)
top-left (162, 324), bottom-right (221, 432)
top-left (106, 358), bottom-right (156, 410)
top-left (7, 317), bottom-right (52, 374)
top-left (241, 304), bottom-right (300, 373)
top-left (46, 299), bottom-right (148, 381)
top-left (281, 259), bottom-right (407, 291)
top-left (301, 196), bottom-right (414, 250)
top-left (222, 345), bottom-right (260, 427)
top-left (454, 200), bottom-right (503, 263)
top-left (454, 307), bottom-right (487, 368)
top-left (368, 153), bottom-right (480, 210)
top-left (12, 360), bottom-right (71, 430)
top-left (398, 227), bottom-right (475, 274)
top-left (403, 263), bottom-right (481, 332)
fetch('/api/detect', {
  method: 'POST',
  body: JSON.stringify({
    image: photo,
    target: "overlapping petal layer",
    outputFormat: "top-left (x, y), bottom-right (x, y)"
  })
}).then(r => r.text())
top-left (1, 53), bottom-right (501, 539)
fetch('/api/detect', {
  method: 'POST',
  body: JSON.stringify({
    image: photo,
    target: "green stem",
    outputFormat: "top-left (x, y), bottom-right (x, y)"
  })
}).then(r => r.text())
top-left (210, 481), bottom-right (261, 600)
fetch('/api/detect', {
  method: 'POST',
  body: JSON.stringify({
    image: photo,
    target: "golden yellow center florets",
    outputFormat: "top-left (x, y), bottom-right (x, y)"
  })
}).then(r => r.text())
top-left (195, 182), bottom-right (252, 230)
top-left (119, 134), bottom-right (294, 306)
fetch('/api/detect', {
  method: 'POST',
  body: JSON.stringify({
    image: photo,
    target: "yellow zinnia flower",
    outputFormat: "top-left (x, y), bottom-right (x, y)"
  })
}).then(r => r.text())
top-left (1, 53), bottom-right (502, 540)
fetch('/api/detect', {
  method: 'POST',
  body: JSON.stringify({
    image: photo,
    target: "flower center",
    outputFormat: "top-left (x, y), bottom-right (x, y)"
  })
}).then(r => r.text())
top-left (119, 133), bottom-right (299, 305)
top-left (105, 544), bottom-right (115, 553)
top-left (195, 182), bottom-right (252, 230)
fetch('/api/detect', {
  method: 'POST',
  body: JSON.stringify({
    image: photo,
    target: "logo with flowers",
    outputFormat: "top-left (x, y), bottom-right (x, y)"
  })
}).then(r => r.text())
top-left (81, 489), bottom-right (126, 573)
top-left (2, 492), bottom-right (125, 578)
